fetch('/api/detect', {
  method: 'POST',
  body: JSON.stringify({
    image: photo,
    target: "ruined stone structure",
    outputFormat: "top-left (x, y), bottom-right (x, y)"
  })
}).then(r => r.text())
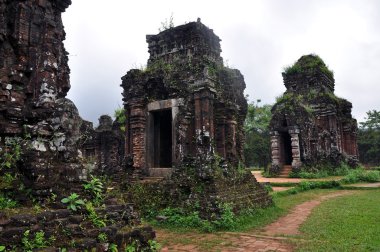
top-left (121, 20), bottom-right (272, 216)
top-left (122, 19), bottom-right (247, 177)
top-left (0, 1), bottom-right (155, 250)
top-left (269, 55), bottom-right (359, 175)
top-left (0, 0), bottom-right (88, 194)
top-left (80, 115), bottom-right (125, 176)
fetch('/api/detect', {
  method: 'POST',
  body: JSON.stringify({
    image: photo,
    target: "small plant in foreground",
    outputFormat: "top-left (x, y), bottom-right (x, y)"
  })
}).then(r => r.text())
top-left (22, 230), bottom-right (54, 251)
top-left (0, 245), bottom-right (5, 252)
top-left (97, 232), bottom-right (108, 243)
top-left (85, 201), bottom-right (106, 228)
top-left (61, 193), bottom-right (85, 211)
top-left (83, 175), bottom-right (104, 205)
top-left (148, 240), bottom-right (162, 251)
top-left (109, 243), bottom-right (118, 252)
top-left (0, 193), bottom-right (17, 209)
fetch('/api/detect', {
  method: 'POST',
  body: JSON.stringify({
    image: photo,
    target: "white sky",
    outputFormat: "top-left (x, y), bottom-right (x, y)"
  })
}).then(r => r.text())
top-left (62, 0), bottom-right (380, 125)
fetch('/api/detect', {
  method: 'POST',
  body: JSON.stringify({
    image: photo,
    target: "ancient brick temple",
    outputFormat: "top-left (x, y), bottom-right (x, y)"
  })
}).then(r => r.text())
top-left (269, 55), bottom-right (359, 175)
top-left (121, 19), bottom-right (247, 177)
top-left (121, 20), bottom-right (272, 214)
top-left (0, 0), bottom-right (88, 193)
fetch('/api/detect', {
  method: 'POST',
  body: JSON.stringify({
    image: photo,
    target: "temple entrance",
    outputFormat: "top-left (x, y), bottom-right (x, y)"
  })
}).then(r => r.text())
top-left (152, 109), bottom-right (172, 167)
top-left (281, 132), bottom-right (293, 165)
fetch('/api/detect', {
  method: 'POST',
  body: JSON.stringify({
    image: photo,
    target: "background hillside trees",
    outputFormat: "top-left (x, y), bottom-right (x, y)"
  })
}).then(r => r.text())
top-left (244, 100), bottom-right (272, 168)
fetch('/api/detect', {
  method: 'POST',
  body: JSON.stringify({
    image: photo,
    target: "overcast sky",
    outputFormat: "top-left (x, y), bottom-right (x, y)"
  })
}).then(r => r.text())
top-left (62, 0), bottom-right (380, 125)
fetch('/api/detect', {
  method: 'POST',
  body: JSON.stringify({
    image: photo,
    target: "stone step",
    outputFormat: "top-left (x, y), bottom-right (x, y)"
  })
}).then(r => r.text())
top-left (279, 165), bottom-right (292, 177)
top-left (148, 168), bottom-right (172, 178)
top-left (138, 177), bottom-right (165, 184)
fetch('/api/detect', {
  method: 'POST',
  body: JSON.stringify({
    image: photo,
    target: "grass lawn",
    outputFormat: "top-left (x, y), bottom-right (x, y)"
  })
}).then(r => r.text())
top-left (297, 189), bottom-right (380, 252)
top-left (154, 189), bottom-right (340, 250)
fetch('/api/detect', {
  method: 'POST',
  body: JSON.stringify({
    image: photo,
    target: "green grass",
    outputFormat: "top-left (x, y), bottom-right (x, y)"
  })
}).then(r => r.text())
top-left (297, 189), bottom-right (380, 251)
top-left (232, 189), bottom-right (338, 232)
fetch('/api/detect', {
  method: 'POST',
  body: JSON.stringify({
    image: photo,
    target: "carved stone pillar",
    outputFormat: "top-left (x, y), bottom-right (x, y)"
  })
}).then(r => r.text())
top-left (289, 128), bottom-right (302, 169)
top-left (270, 131), bottom-right (281, 167)
top-left (226, 118), bottom-right (237, 163)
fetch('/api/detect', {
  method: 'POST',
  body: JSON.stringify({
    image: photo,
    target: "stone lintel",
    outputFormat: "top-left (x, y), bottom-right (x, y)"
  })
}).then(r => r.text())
top-left (147, 98), bottom-right (184, 111)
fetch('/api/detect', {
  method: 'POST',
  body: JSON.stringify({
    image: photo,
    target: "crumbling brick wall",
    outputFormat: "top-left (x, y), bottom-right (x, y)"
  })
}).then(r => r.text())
top-left (0, 0), bottom-right (85, 195)
top-left (80, 115), bottom-right (125, 177)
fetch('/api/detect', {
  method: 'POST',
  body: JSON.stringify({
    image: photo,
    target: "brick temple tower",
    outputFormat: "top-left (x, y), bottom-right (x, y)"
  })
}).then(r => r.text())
top-left (121, 19), bottom-right (247, 178)
top-left (269, 54), bottom-right (359, 175)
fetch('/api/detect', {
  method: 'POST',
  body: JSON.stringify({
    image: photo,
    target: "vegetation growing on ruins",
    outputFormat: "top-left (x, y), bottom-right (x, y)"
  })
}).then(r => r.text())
top-left (283, 54), bottom-right (334, 79)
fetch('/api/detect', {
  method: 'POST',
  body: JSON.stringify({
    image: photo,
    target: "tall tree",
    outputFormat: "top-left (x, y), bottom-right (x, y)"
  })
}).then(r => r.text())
top-left (358, 110), bottom-right (380, 166)
top-left (244, 100), bottom-right (272, 168)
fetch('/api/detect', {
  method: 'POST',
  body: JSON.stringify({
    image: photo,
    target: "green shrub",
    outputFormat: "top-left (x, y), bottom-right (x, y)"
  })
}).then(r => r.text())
top-left (212, 203), bottom-right (236, 230)
top-left (83, 175), bottom-right (104, 206)
top-left (85, 201), bottom-right (106, 228)
top-left (274, 181), bottom-right (341, 197)
top-left (61, 193), bottom-right (85, 211)
top-left (341, 169), bottom-right (380, 184)
top-left (22, 230), bottom-right (54, 252)
top-left (290, 162), bottom-right (351, 178)
top-left (153, 203), bottom-right (237, 232)
top-left (0, 193), bottom-right (17, 209)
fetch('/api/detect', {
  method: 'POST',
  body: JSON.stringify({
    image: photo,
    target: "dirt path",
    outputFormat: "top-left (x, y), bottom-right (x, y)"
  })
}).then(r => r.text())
top-left (261, 191), bottom-right (353, 236)
top-left (157, 190), bottom-right (354, 252)
top-left (251, 170), bottom-right (343, 184)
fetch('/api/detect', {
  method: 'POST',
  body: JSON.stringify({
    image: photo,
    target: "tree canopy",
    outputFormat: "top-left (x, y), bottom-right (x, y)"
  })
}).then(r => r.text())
top-left (358, 110), bottom-right (380, 166)
top-left (244, 100), bottom-right (272, 168)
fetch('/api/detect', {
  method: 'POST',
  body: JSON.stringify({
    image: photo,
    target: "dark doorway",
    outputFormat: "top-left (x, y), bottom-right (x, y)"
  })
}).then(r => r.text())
top-left (282, 132), bottom-right (293, 165)
top-left (152, 109), bottom-right (172, 167)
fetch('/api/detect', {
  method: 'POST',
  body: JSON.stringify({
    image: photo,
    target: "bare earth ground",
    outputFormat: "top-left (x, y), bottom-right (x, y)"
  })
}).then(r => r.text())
top-left (251, 171), bottom-right (343, 184)
top-left (156, 190), bottom-right (354, 252)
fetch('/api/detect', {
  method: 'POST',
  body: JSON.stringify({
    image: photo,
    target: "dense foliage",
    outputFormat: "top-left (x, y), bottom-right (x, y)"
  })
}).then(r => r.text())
top-left (358, 110), bottom-right (380, 166)
top-left (244, 101), bottom-right (272, 168)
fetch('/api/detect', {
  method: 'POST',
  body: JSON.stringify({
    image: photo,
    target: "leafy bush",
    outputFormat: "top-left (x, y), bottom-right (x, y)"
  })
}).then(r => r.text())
top-left (153, 203), bottom-right (237, 232)
top-left (83, 175), bottom-right (104, 205)
top-left (341, 169), bottom-right (380, 184)
top-left (290, 162), bottom-right (351, 178)
top-left (0, 193), bottom-right (17, 209)
top-left (61, 193), bottom-right (85, 211)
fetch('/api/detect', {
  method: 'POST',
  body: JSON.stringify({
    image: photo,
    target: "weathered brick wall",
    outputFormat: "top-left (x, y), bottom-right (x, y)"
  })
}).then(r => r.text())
top-left (0, 204), bottom-right (155, 250)
top-left (0, 0), bottom-right (87, 192)
top-left (80, 115), bottom-right (125, 177)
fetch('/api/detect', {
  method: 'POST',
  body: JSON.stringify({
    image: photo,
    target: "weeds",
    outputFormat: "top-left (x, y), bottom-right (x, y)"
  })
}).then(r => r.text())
top-left (85, 201), bottom-right (106, 228)
top-left (22, 230), bottom-right (54, 251)
top-left (61, 193), bottom-right (85, 211)
top-left (0, 193), bottom-right (17, 209)
top-left (83, 175), bottom-right (104, 206)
